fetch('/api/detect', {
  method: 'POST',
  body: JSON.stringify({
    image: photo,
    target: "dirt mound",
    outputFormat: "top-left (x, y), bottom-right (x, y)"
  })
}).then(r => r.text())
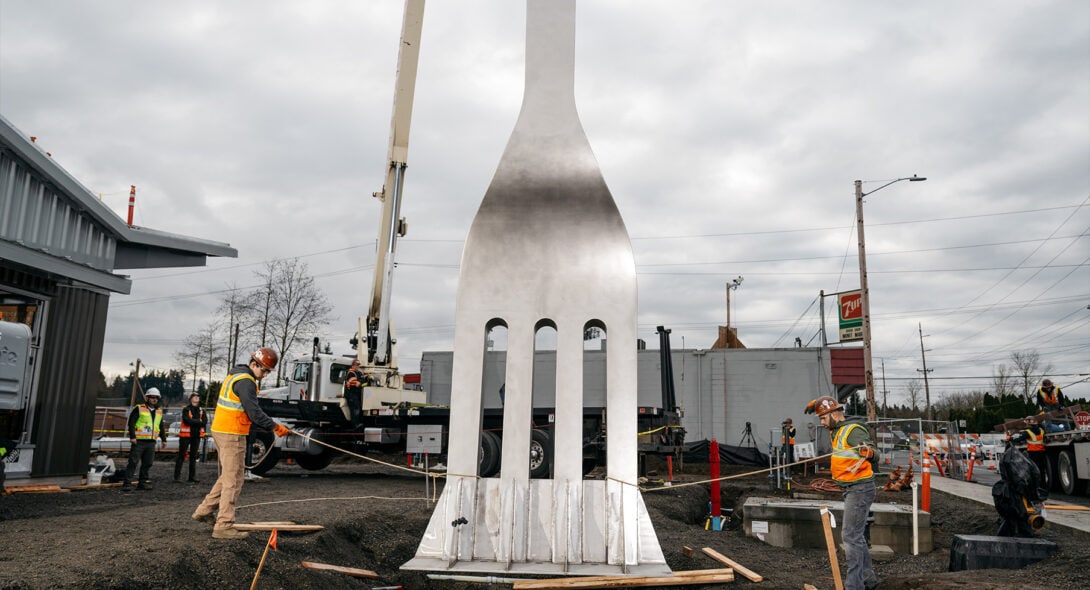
top-left (0, 459), bottom-right (1086, 589)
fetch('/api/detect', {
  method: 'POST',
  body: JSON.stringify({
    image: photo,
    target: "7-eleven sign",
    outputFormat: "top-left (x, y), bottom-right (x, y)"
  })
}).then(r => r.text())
top-left (839, 290), bottom-right (863, 342)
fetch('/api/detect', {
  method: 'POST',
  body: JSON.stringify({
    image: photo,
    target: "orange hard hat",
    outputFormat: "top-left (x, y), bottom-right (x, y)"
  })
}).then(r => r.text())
top-left (805, 396), bottom-right (843, 417)
top-left (251, 347), bottom-right (279, 370)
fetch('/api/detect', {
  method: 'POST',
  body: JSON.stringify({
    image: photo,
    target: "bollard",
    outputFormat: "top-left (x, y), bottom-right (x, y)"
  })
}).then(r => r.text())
top-left (666, 455), bottom-right (674, 486)
top-left (710, 439), bottom-right (722, 531)
top-left (965, 448), bottom-right (977, 482)
top-left (922, 450), bottom-right (931, 513)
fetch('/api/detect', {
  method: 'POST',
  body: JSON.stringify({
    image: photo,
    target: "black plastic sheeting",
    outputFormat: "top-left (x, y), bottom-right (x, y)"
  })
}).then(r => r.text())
top-left (684, 439), bottom-right (769, 467)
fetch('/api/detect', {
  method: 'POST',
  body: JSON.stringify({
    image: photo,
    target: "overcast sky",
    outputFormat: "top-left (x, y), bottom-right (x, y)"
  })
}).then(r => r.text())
top-left (2, 1), bottom-right (1087, 404)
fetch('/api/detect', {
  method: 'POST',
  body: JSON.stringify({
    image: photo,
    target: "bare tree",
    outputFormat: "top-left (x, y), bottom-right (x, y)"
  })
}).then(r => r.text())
top-left (174, 324), bottom-right (223, 392)
top-left (905, 378), bottom-right (922, 412)
top-left (991, 363), bottom-right (1018, 398)
top-left (253, 260), bottom-right (279, 349)
top-left (1009, 350), bottom-right (1052, 405)
top-left (217, 283), bottom-right (261, 366)
top-left (265, 258), bottom-right (334, 385)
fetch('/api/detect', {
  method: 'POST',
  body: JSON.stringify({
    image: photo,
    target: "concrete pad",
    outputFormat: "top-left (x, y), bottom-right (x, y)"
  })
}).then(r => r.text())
top-left (743, 497), bottom-right (932, 554)
top-left (869, 545), bottom-right (896, 562)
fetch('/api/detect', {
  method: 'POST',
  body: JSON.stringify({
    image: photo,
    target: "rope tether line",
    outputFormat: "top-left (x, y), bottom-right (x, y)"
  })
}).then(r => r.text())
top-left (276, 427), bottom-right (870, 495)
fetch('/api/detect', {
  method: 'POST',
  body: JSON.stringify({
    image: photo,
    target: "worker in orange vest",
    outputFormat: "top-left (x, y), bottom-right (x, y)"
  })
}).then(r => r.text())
top-left (191, 348), bottom-right (291, 539)
top-left (1010, 415), bottom-right (1048, 481)
top-left (174, 392), bottom-right (206, 484)
top-left (806, 396), bottom-right (879, 590)
top-left (781, 418), bottom-right (796, 476)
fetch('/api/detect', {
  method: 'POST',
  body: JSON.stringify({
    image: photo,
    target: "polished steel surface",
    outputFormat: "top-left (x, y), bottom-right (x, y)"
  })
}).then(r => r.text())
top-left (404, 0), bottom-right (666, 575)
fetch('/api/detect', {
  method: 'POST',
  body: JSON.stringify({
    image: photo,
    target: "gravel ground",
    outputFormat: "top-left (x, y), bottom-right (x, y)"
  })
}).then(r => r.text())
top-left (0, 455), bottom-right (1086, 589)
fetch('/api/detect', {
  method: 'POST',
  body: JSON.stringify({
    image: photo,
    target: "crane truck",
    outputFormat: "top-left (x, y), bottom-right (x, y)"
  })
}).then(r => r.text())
top-left (996, 405), bottom-right (1090, 496)
top-left (247, 1), bottom-right (685, 477)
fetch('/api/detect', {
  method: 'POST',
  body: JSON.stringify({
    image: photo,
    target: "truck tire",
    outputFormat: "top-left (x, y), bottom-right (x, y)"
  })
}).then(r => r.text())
top-left (295, 450), bottom-right (333, 471)
top-left (1056, 449), bottom-right (1088, 496)
top-left (479, 431), bottom-right (501, 477)
top-left (246, 430), bottom-right (281, 475)
top-left (1042, 453), bottom-right (1054, 492)
top-left (529, 429), bottom-right (551, 479)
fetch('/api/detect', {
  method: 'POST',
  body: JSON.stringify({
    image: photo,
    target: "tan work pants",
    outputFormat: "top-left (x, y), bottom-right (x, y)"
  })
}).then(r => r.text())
top-left (196, 431), bottom-right (246, 530)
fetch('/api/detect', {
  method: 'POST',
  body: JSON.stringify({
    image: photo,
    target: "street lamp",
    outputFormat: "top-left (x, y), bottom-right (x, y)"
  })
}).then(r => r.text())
top-left (726, 275), bottom-right (744, 333)
top-left (856, 175), bottom-right (926, 421)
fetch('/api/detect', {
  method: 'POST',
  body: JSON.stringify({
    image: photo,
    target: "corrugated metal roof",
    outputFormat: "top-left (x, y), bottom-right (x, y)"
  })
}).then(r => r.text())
top-left (0, 113), bottom-right (237, 293)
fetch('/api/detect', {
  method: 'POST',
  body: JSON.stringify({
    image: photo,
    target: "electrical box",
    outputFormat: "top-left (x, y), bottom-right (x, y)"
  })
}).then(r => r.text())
top-left (406, 424), bottom-right (443, 454)
top-left (364, 427), bottom-right (401, 444)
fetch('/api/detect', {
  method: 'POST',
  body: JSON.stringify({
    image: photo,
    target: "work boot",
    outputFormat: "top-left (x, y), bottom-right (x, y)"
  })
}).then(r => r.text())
top-left (191, 512), bottom-right (216, 525)
top-left (136, 481), bottom-right (152, 491)
top-left (121, 483), bottom-right (133, 493)
top-left (212, 528), bottom-right (249, 540)
top-left (187, 478), bottom-right (200, 484)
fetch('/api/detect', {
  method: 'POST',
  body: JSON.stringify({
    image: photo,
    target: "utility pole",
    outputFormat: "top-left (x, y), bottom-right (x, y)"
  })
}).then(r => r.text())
top-left (917, 322), bottom-right (933, 421)
top-left (129, 358), bottom-right (142, 407)
top-left (855, 175), bottom-right (927, 422)
top-left (880, 359), bottom-right (889, 415)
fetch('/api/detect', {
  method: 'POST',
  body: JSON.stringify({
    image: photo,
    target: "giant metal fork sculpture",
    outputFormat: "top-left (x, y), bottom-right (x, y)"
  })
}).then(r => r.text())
top-left (403, 0), bottom-right (667, 576)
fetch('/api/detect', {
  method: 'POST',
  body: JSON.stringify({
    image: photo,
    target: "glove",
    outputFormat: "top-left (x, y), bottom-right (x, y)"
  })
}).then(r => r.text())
top-left (858, 445), bottom-right (875, 460)
top-left (273, 424), bottom-right (291, 437)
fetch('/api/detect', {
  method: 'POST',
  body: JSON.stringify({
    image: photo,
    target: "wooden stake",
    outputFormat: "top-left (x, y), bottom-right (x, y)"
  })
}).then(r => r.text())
top-left (682, 545), bottom-right (694, 558)
top-left (820, 506), bottom-right (844, 590)
top-left (299, 561), bottom-right (380, 579)
top-left (249, 531), bottom-right (275, 590)
top-left (701, 547), bottom-right (763, 582)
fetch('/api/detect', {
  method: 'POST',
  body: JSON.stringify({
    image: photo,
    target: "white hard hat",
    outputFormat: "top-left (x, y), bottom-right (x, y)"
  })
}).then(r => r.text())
top-left (145, 387), bottom-right (161, 399)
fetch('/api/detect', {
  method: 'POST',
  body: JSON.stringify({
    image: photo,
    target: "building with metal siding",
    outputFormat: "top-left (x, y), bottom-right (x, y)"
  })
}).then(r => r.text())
top-left (420, 346), bottom-right (840, 454)
top-left (0, 113), bottom-right (236, 484)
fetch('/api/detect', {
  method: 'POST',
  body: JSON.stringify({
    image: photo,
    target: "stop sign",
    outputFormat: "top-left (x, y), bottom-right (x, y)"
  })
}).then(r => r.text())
top-left (1075, 411), bottom-right (1090, 430)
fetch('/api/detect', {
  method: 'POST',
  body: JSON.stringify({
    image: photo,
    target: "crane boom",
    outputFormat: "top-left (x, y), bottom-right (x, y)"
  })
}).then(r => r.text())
top-left (363, 0), bottom-right (425, 371)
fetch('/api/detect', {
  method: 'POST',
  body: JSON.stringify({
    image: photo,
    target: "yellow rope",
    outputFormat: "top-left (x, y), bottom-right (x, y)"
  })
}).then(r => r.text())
top-left (285, 427), bottom-right (445, 480)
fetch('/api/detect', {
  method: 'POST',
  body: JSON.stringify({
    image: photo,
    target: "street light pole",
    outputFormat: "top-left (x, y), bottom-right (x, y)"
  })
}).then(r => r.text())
top-left (726, 275), bottom-right (744, 336)
top-left (856, 175), bottom-right (926, 422)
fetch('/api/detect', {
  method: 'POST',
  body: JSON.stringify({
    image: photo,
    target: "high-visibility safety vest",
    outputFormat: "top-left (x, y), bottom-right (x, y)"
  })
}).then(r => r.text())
top-left (1038, 387), bottom-right (1059, 406)
top-left (179, 408), bottom-right (206, 438)
top-left (211, 373), bottom-right (258, 436)
top-left (830, 423), bottom-right (874, 485)
top-left (782, 426), bottom-right (796, 445)
top-left (133, 405), bottom-right (163, 440)
top-left (1026, 428), bottom-right (1045, 452)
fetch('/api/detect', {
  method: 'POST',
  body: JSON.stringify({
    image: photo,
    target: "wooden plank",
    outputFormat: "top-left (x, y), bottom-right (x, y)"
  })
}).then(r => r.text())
top-left (5, 484), bottom-right (62, 493)
top-left (299, 561), bottom-right (380, 579)
top-left (1044, 504), bottom-right (1090, 511)
top-left (701, 547), bottom-right (763, 582)
top-left (804, 585), bottom-right (818, 590)
top-left (250, 521), bottom-right (298, 525)
top-left (513, 571), bottom-right (734, 589)
top-left (232, 523), bottom-right (323, 532)
top-left (64, 482), bottom-right (125, 491)
top-left (820, 506), bottom-right (844, 590)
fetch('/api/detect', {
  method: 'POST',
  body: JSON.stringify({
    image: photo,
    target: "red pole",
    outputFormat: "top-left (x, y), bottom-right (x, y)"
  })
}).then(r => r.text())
top-left (965, 448), bottom-right (976, 482)
top-left (667, 455), bottom-right (674, 484)
top-left (710, 439), bottom-right (722, 530)
top-left (127, 185), bottom-right (136, 226)
top-left (922, 449), bottom-right (931, 512)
